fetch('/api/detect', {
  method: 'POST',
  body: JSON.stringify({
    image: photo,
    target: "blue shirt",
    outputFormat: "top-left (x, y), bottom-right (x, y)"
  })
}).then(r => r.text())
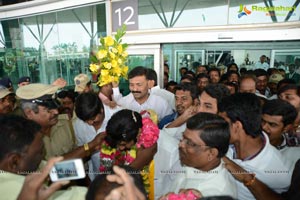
top-left (158, 111), bottom-right (178, 129)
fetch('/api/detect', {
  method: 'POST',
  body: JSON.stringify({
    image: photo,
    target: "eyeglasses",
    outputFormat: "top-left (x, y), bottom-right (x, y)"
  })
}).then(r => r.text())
top-left (180, 137), bottom-right (210, 150)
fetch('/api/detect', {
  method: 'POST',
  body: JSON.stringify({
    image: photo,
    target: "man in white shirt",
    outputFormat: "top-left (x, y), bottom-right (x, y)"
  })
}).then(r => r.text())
top-left (219, 93), bottom-right (294, 200)
top-left (262, 99), bottom-right (300, 166)
top-left (74, 92), bottom-right (121, 180)
top-left (147, 68), bottom-right (175, 111)
top-left (254, 69), bottom-right (272, 98)
top-left (155, 84), bottom-right (230, 198)
top-left (163, 113), bottom-right (237, 198)
top-left (112, 66), bottom-right (172, 121)
top-left (255, 55), bottom-right (269, 71)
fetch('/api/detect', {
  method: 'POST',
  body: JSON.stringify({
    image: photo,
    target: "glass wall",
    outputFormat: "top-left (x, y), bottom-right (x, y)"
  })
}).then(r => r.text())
top-left (0, 3), bottom-right (106, 88)
top-left (137, 0), bottom-right (300, 30)
top-left (138, 0), bottom-right (229, 29)
top-left (163, 41), bottom-right (300, 82)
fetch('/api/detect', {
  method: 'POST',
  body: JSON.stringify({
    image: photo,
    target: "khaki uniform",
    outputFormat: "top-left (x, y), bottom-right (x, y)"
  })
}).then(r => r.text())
top-left (43, 118), bottom-right (76, 160)
top-left (0, 170), bottom-right (87, 200)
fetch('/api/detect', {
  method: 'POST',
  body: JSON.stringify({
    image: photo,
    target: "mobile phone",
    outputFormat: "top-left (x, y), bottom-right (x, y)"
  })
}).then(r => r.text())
top-left (49, 159), bottom-right (86, 182)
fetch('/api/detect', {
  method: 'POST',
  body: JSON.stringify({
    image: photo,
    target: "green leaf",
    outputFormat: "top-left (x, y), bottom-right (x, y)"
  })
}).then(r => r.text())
top-left (122, 43), bottom-right (128, 49)
top-left (90, 55), bottom-right (98, 63)
top-left (115, 25), bottom-right (127, 43)
top-left (100, 37), bottom-right (105, 46)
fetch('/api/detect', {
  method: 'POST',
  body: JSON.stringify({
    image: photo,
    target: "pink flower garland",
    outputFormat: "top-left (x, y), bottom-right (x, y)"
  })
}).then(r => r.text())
top-left (136, 117), bottom-right (159, 148)
top-left (165, 190), bottom-right (199, 200)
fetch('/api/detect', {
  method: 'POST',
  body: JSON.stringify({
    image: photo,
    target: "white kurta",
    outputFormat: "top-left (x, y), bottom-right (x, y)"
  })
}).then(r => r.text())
top-left (169, 161), bottom-right (237, 198)
top-left (112, 87), bottom-right (173, 121)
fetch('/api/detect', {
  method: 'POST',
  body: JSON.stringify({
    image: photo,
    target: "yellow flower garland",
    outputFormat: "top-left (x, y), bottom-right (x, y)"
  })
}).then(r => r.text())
top-left (99, 141), bottom-right (150, 194)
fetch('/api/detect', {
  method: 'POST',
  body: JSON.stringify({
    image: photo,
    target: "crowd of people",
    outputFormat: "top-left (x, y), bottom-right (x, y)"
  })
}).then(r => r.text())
top-left (0, 59), bottom-right (299, 200)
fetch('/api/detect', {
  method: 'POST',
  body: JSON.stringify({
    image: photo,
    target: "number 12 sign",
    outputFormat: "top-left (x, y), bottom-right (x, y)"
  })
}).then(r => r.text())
top-left (112, 0), bottom-right (138, 32)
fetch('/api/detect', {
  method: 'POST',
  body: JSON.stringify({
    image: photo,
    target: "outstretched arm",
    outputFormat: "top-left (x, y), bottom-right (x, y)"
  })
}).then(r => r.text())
top-left (223, 156), bottom-right (282, 200)
top-left (63, 133), bottom-right (106, 160)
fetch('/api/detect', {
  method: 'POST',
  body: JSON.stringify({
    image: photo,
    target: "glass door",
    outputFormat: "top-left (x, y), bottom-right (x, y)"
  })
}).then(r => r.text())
top-left (271, 50), bottom-right (300, 73)
top-left (118, 44), bottom-right (161, 95)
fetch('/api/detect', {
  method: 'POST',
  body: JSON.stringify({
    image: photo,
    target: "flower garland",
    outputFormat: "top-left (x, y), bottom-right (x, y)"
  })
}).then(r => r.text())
top-left (164, 190), bottom-right (200, 200)
top-left (89, 25), bottom-right (129, 86)
top-left (99, 140), bottom-right (136, 172)
top-left (99, 112), bottom-right (159, 194)
top-left (137, 117), bottom-right (159, 148)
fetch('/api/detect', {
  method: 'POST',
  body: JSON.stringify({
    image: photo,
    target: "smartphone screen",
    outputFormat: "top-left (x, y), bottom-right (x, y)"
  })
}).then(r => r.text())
top-left (50, 159), bottom-right (85, 181)
top-left (55, 161), bottom-right (78, 179)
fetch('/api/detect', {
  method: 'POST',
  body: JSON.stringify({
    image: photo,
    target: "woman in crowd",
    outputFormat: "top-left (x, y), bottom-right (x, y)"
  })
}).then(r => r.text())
top-left (99, 109), bottom-right (159, 195)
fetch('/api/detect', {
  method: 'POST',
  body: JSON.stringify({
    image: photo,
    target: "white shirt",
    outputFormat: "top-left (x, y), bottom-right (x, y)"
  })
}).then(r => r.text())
top-left (154, 124), bottom-right (188, 199)
top-left (150, 85), bottom-right (175, 111)
top-left (227, 132), bottom-right (294, 200)
top-left (112, 87), bottom-right (172, 121)
top-left (154, 131), bottom-right (180, 199)
top-left (73, 104), bottom-right (121, 180)
top-left (279, 145), bottom-right (300, 168)
top-left (254, 62), bottom-right (269, 70)
top-left (169, 161), bottom-right (237, 198)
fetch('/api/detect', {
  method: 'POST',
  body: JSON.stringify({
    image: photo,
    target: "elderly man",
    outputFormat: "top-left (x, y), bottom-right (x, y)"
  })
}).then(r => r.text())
top-left (164, 113), bottom-right (237, 198)
top-left (154, 84), bottom-right (230, 198)
top-left (16, 83), bottom-right (104, 161)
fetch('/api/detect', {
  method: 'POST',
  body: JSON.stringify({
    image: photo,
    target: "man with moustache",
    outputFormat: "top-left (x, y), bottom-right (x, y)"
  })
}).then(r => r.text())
top-left (112, 66), bottom-right (172, 121)
top-left (164, 113), bottom-right (237, 198)
top-left (0, 86), bottom-right (16, 115)
top-left (16, 83), bottom-right (105, 161)
top-left (154, 84), bottom-right (230, 199)
top-left (57, 89), bottom-right (77, 120)
top-left (158, 83), bottom-right (198, 129)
